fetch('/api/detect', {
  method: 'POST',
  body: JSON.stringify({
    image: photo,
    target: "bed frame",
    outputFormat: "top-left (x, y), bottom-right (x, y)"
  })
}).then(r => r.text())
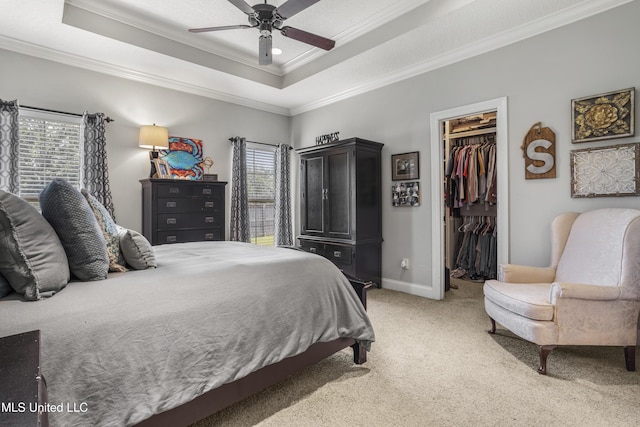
top-left (135, 277), bottom-right (372, 427)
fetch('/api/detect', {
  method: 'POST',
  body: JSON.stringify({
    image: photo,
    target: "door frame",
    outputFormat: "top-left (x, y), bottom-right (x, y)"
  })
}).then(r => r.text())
top-left (429, 97), bottom-right (509, 299)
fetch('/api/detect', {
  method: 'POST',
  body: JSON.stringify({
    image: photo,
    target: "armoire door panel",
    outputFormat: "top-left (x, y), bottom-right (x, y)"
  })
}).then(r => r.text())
top-left (301, 156), bottom-right (324, 234)
top-left (326, 149), bottom-right (351, 239)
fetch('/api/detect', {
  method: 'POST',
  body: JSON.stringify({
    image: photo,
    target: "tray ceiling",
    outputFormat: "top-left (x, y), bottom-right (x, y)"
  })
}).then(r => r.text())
top-left (0, 0), bottom-right (632, 115)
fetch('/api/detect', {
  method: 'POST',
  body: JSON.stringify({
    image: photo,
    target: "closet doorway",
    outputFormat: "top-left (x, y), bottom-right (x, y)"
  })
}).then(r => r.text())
top-left (429, 97), bottom-right (509, 299)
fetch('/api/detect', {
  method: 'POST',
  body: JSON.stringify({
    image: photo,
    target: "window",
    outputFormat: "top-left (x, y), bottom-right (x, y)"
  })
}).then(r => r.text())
top-left (246, 144), bottom-right (276, 246)
top-left (18, 109), bottom-right (83, 207)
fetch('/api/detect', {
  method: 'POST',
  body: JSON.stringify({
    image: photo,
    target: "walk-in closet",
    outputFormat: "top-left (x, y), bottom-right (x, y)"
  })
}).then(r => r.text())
top-left (443, 112), bottom-right (498, 286)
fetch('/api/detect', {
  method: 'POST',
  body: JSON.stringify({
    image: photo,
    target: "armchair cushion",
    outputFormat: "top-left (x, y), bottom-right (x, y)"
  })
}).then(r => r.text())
top-left (484, 280), bottom-right (553, 321)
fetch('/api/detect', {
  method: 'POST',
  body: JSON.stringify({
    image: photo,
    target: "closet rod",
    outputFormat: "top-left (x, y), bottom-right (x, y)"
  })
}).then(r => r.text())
top-left (228, 137), bottom-right (292, 150)
top-left (21, 105), bottom-right (114, 122)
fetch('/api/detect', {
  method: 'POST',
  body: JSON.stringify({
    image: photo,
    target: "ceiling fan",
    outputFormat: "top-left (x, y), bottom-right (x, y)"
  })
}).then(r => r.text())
top-left (188, 0), bottom-right (336, 65)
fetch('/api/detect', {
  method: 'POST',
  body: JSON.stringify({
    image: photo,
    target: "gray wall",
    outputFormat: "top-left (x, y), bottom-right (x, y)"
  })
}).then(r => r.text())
top-left (290, 1), bottom-right (640, 292)
top-left (0, 49), bottom-right (289, 233)
top-left (1, 2), bottom-right (639, 298)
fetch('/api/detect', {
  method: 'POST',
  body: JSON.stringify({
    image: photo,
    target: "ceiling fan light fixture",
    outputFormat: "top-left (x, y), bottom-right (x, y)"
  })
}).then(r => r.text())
top-left (189, 0), bottom-right (334, 65)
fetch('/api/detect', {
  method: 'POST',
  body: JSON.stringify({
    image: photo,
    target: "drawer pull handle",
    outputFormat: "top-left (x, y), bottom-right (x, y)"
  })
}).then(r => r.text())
top-left (167, 218), bottom-right (177, 225)
top-left (166, 235), bottom-right (177, 243)
top-left (169, 187), bottom-right (180, 194)
top-left (309, 247), bottom-right (317, 253)
top-left (166, 201), bottom-right (177, 208)
top-left (204, 201), bottom-right (214, 208)
top-left (202, 188), bottom-right (212, 195)
top-left (205, 217), bottom-right (214, 223)
top-left (204, 233), bottom-right (214, 240)
top-left (333, 251), bottom-right (342, 258)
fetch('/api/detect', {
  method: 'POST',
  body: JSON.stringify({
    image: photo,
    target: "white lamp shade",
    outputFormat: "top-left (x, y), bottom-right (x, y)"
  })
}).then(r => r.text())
top-left (139, 125), bottom-right (169, 149)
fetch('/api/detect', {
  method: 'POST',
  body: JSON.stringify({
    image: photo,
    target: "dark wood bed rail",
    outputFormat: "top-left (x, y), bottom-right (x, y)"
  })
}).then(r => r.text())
top-left (136, 338), bottom-right (360, 427)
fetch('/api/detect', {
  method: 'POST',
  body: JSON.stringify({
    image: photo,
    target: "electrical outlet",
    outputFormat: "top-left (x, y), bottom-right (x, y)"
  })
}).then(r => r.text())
top-left (401, 258), bottom-right (409, 269)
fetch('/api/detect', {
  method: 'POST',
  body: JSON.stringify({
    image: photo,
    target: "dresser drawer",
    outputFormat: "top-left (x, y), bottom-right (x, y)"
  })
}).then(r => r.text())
top-left (157, 213), bottom-right (222, 229)
top-left (155, 183), bottom-right (190, 197)
top-left (192, 184), bottom-right (223, 198)
top-left (300, 240), bottom-right (324, 255)
top-left (325, 244), bottom-right (353, 265)
top-left (157, 228), bottom-right (222, 244)
top-left (155, 183), bottom-right (224, 198)
top-left (157, 197), bottom-right (220, 213)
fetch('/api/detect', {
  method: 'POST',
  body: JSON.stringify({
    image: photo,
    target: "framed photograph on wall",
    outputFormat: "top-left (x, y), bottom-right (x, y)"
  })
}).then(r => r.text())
top-left (153, 159), bottom-right (172, 179)
top-left (570, 142), bottom-right (640, 197)
top-left (392, 182), bottom-right (420, 207)
top-left (571, 87), bottom-right (635, 143)
top-left (392, 151), bottom-right (420, 181)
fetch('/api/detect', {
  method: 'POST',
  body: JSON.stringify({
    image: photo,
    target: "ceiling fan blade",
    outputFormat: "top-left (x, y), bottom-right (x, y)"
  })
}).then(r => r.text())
top-left (280, 26), bottom-right (335, 50)
top-left (259, 35), bottom-right (273, 65)
top-left (275, 0), bottom-right (321, 19)
top-left (189, 24), bottom-right (255, 33)
top-left (227, 0), bottom-right (255, 15)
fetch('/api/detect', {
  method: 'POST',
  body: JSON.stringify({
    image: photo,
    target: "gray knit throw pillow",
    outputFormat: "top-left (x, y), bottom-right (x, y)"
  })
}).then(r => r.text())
top-left (40, 179), bottom-right (109, 281)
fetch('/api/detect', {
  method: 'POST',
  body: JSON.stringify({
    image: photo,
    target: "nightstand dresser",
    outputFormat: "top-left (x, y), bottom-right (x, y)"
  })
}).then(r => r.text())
top-left (0, 330), bottom-right (48, 427)
top-left (141, 179), bottom-right (227, 245)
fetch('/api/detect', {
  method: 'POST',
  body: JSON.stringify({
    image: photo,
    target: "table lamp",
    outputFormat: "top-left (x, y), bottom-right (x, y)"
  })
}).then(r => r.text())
top-left (139, 124), bottom-right (169, 178)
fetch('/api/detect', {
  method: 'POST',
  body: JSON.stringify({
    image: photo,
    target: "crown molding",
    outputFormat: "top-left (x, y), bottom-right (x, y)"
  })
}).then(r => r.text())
top-left (290, 0), bottom-right (633, 115)
top-left (0, 35), bottom-right (290, 116)
top-left (279, 0), bottom-right (428, 74)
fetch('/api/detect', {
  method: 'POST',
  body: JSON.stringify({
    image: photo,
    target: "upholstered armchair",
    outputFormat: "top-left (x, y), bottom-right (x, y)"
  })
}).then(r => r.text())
top-left (483, 208), bottom-right (640, 375)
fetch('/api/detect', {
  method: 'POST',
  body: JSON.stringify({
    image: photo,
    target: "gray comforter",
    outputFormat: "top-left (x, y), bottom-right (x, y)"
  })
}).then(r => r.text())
top-left (0, 242), bottom-right (375, 426)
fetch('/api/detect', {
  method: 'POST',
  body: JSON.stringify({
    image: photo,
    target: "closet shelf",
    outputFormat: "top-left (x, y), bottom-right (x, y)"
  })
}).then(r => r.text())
top-left (447, 126), bottom-right (497, 139)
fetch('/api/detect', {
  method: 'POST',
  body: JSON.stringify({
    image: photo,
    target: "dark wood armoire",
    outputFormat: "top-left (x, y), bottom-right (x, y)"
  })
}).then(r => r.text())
top-left (296, 137), bottom-right (383, 287)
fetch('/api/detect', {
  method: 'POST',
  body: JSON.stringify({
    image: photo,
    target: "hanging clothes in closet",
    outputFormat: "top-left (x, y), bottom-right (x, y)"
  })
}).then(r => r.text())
top-left (445, 135), bottom-right (498, 281)
top-left (445, 136), bottom-right (497, 211)
top-left (453, 216), bottom-right (497, 280)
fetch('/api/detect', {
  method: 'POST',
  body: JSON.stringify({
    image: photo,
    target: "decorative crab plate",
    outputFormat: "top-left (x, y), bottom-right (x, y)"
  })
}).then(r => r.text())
top-left (160, 137), bottom-right (204, 180)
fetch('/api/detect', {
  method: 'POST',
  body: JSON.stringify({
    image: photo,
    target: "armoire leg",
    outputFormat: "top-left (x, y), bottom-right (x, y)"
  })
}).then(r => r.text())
top-left (538, 345), bottom-right (556, 375)
top-left (624, 346), bottom-right (636, 371)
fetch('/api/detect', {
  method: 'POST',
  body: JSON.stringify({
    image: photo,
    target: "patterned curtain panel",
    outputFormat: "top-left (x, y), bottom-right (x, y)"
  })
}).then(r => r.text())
top-left (274, 144), bottom-right (293, 246)
top-left (230, 136), bottom-right (250, 242)
top-left (82, 112), bottom-right (115, 219)
top-left (0, 99), bottom-right (20, 193)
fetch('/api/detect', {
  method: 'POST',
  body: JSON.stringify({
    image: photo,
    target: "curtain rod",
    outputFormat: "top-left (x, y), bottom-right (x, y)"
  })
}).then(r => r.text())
top-left (228, 137), bottom-right (292, 150)
top-left (21, 105), bottom-right (114, 122)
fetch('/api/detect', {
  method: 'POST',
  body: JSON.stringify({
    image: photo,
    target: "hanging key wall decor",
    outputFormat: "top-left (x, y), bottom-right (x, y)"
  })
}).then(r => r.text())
top-left (521, 122), bottom-right (556, 179)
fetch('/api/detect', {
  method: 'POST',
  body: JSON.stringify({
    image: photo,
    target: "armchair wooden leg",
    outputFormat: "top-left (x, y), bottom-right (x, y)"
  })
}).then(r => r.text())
top-left (624, 346), bottom-right (636, 371)
top-left (538, 345), bottom-right (556, 375)
top-left (488, 317), bottom-right (496, 334)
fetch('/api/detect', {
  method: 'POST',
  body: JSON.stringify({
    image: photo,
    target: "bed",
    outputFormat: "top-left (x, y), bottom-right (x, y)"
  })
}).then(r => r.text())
top-left (0, 183), bottom-right (375, 427)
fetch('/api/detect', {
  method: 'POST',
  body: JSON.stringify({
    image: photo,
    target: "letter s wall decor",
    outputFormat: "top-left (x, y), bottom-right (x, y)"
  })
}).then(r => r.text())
top-left (521, 122), bottom-right (556, 180)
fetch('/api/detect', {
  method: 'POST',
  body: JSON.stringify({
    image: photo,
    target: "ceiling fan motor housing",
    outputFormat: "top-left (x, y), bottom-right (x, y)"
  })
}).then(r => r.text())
top-left (251, 3), bottom-right (286, 36)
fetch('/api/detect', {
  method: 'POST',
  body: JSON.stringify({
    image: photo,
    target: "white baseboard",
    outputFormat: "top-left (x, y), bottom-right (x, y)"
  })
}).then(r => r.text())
top-left (380, 278), bottom-right (442, 300)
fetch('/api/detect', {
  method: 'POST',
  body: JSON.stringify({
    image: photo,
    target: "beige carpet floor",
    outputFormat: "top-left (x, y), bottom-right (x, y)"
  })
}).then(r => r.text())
top-left (191, 281), bottom-right (640, 426)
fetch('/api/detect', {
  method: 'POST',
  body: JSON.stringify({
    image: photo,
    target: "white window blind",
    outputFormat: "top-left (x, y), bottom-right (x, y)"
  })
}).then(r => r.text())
top-left (18, 109), bottom-right (83, 204)
top-left (246, 144), bottom-right (276, 246)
